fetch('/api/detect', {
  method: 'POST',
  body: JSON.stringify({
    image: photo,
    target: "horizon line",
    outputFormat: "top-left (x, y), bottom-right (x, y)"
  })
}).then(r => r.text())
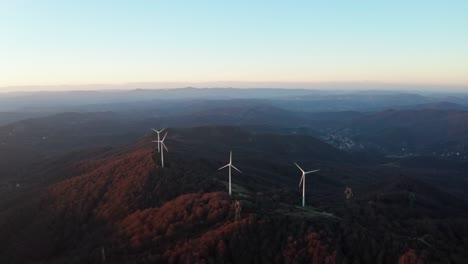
top-left (1, 81), bottom-right (468, 93)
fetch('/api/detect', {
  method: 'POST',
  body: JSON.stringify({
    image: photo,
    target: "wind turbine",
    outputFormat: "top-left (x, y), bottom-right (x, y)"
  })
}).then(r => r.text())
top-left (294, 162), bottom-right (319, 207)
top-left (151, 128), bottom-right (166, 152)
top-left (218, 151), bottom-right (241, 196)
top-left (153, 132), bottom-right (168, 168)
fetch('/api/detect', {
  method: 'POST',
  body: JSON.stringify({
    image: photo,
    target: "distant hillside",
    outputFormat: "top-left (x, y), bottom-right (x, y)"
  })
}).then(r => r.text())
top-left (399, 101), bottom-right (468, 111)
top-left (341, 109), bottom-right (468, 156)
top-left (2, 89), bottom-right (467, 113)
top-left (0, 112), bottom-right (48, 126)
top-left (0, 88), bottom-right (314, 112)
top-left (273, 93), bottom-right (438, 112)
top-left (0, 105), bottom-right (345, 184)
top-left (164, 126), bottom-right (351, 164)
top-left (159, 104), bottom-right (308, 127)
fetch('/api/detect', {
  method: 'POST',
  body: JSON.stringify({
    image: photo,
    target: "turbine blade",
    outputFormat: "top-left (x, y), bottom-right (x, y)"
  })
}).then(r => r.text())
top-left (218, 164), bottom-right (229, 170)
top-left (162, 142), bottom-right (168, 152)
top-left (304, 169), bottom-right (320, 175)
top-left (162, 132), bottom-right (168, 141)
top-left (231, 164), bottom-right (242, 173)
top-left (159, 128), bottom-right (166, 133)
top-left (151, 128), bottom-right (159, 133)
top-left (299, 175), bottom-right (304, 187)
top-left (294, 162), bottom-right (304, 173)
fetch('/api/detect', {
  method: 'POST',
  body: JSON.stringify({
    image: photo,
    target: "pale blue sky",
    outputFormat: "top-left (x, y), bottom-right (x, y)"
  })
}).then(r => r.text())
top-left (1, 0), bottom-right (467, 90)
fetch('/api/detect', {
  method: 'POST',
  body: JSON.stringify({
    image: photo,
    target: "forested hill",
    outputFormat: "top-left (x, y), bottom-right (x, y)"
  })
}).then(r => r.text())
top-left (1, 130), bottom-right (467, 263)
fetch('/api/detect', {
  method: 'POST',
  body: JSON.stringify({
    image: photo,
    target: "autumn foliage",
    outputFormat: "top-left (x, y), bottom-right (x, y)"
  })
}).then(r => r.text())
top-left (1, 142), bottom-right (467, 263)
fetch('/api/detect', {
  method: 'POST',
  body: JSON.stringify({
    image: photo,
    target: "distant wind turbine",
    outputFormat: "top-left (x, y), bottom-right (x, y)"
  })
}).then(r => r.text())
top-left (151, 128), bottom-right (166, 152)
top-left (153, 132), bottom-right (168, 168)
top-left (218, 151), bottom-right (241, 196)
top-left (294, 162), bottom-right (319, 207)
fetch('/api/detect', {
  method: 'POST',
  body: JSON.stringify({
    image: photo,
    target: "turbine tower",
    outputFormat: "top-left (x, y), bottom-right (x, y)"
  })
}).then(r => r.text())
top-left (294, 162), bottom-right (319, 207)
top-left (153, 132), bottom-right (168, 168)
top-left (151, 128), bottom-right (166, 152)
top-left (218, 151), bottom-right (241, 196)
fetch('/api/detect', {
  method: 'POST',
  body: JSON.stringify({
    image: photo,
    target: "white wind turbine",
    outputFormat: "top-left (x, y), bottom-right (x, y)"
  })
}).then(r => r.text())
top-left (294, 162), bottom-right (320, 207)
top-left (218, 151), bottom-right (242, 196)
top-left (151, 128), bottom-right (166, 152)
top-left (153, 132), bottom-right (168, 168)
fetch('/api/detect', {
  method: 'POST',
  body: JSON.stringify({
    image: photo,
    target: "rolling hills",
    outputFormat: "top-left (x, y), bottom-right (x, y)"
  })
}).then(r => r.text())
top-left (1, 91), bottom-right (468, 263)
